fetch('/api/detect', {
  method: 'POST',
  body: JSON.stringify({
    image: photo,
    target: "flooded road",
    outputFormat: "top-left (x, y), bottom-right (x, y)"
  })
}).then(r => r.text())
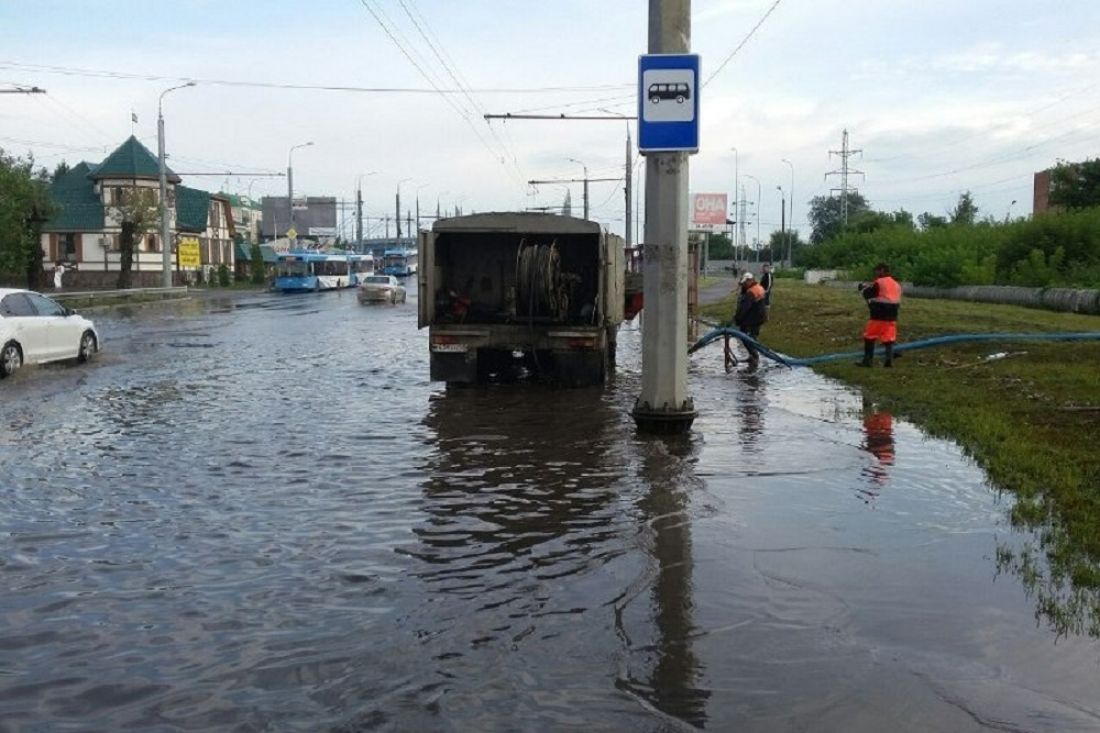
top-left (2, 289), bottom-right (1098, 731)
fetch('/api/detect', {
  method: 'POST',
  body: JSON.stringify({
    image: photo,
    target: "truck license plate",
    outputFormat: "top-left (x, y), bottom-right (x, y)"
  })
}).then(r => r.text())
top-left (431, 343), bottom-right (468, 353)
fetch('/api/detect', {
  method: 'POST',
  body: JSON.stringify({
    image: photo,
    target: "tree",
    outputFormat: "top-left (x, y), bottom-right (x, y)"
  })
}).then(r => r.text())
top-left (112, 187), bottom-right (160, 289)
top-left (51, 160), bottom-right (70, 182)
top-left (808, 192), bottom-right (869, 244)
top-left (918, 211), bottom-right (948, 230)
top-left (950, 191), bottom-right (979, 226)
top-left (766, 229), bottom-right (806, 264)
top-left (1049, 158), bottom-right (1100, 210)
top-left (0, 149), bottom-right (53, 290)
top-left (706, 232), bottom-right (733, 260)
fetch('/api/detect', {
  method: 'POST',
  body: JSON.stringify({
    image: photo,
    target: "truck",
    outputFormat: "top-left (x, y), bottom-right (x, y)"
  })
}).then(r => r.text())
top-left (417, 212), bottom-right (625, 386)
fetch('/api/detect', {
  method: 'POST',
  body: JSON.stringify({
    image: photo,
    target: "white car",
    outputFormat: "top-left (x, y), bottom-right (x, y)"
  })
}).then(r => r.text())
top-left (0, 288), bottom-right (100, 378)
top-left (358, 274), bottom-right (407, 304)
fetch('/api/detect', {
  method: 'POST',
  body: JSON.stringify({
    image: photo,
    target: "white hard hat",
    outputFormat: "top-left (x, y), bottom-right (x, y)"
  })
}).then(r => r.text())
top-left (740, 271), bottom-right (755, 283)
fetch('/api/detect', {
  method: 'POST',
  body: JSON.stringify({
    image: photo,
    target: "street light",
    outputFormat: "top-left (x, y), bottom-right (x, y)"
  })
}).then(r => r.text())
top-left (287, 141), bottom-right (314, 238)
top-left (781, 158), bottom-right (795, 265)
top-left (776, 185), bottom-right (785, 266)
top-left (567, 157), bottom-right (589, 220)
top-left (743, 174), bottom-right (762, 263)
top-left (158, 80), bottom-right (195, 288)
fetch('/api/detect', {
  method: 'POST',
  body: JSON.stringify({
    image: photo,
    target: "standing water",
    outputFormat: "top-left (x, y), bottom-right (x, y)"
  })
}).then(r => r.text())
top-left (1, 290), bottom-right (1097, 731)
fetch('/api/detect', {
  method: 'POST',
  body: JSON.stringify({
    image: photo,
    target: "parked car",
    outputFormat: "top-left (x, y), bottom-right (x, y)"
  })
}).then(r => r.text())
top-left (0, 288), bottom-right (99, 378)
top-left (357, 275), bottom-right (407, 305)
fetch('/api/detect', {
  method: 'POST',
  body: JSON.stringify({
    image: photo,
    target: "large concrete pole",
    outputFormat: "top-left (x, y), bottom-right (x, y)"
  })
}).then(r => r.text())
top-left (633, 0), bottom-right (696, 434)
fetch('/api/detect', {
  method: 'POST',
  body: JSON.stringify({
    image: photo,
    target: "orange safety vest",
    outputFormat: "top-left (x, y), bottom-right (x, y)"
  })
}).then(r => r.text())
top-left (869, 276), bottom-right (901, 305)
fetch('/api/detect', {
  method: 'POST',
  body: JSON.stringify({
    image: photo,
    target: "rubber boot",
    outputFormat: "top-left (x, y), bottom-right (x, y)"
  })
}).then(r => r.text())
top-left (883, 342), bottom-right (894, 368)
top-left (856, 339), bottom-right (875, 367)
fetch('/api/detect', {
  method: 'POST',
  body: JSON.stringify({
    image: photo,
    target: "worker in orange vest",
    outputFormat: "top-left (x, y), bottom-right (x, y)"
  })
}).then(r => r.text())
top-left (858, 263), bottom-right (902, 367)
top-left (734, 271), bottom-right (768, 369)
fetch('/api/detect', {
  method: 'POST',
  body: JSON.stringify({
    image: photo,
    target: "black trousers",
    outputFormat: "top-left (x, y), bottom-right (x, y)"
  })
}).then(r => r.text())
top-left (738, 323), bottom-right (761, 360)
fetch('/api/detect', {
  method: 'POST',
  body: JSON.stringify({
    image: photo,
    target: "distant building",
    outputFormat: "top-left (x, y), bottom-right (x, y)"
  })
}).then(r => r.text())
top-left (1033, 169), bottom-right (1055, 216)
top-left (261, 196), bottom-right (337, 239)
top-left (222, 193), bottom-right (263, 243)
top-left (40, 136), bottom-right (234, 287)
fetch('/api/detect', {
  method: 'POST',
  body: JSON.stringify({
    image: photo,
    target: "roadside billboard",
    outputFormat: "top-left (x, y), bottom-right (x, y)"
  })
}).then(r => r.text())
top-left (691, 193), bottom-right (727, 231)
top-left (178, 236), bottom-right (201, 268)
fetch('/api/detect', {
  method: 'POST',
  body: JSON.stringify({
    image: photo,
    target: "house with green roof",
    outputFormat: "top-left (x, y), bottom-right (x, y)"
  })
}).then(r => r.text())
top-left (40, 136), bottom-right (235, 287)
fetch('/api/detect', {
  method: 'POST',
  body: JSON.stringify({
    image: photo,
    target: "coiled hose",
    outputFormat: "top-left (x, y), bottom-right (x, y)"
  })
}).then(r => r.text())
top-left (516, 240), bottom-right (566, 320)
top-left (689, 327), bottom-right (1100, 367)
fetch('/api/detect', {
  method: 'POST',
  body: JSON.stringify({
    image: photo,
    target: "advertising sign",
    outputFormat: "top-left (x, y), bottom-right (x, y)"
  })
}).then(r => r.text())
top-left (178, 236), bottom-right (201, 268)
top-left (691, 193), bottom-right (728, 230)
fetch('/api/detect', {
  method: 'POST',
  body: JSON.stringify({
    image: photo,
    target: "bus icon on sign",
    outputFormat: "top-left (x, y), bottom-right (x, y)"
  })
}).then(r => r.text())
top-left (648, 82), bottom-right (690, 105)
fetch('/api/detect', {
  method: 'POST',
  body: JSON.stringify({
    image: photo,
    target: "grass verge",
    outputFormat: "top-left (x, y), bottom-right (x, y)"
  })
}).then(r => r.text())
top-left (701, 280), bottom-right (1100, 637)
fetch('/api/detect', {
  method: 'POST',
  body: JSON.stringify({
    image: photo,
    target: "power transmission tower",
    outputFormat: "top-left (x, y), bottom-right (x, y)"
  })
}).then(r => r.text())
top-left (825, 129), bottom-right (864, 225)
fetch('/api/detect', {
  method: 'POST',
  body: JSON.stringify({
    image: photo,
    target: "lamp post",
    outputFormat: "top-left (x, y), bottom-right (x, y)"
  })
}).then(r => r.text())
top-left (567, 157), bottom-right (589, 219)
top-left (1006, 199), bottom-right (1017, 223)
top-left (287, 141), bottom-right (313, 238)
top-left (158, 81), bottom-right (195, 288)
top-left (743, 174), bottom-right (761, 263)
top-left (781, 158), bottom-right (794, 265)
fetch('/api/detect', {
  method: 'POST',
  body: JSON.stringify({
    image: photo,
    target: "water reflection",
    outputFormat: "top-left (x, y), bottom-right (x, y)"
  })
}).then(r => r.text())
top-left (858, 408), bottom-right (895, 502)
top-left (734, 371), bottom-right (766, 452)
top-left (413, 386), bottom-right (625, 595)
top-left (621, 436), bottom-right (709, 727)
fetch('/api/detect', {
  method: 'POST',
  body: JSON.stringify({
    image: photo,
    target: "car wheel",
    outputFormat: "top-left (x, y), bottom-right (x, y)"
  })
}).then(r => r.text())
top-left (650, 95), bottom-right (660, 104)
top-left (78, 331), bottom-right (97, 363)
top-left (1, 341), bottom-right (22, 378)
top-left (400, 292), bottom-right (407, 304)
top-left (676, 95), bottom-right (685, 103)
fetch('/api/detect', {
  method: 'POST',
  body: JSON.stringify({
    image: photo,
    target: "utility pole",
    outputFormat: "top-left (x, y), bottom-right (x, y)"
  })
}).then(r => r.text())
top-left (777, 186), bottom-right (785, 263)
top-left (356, 187), bottom-right (363, 249)
top-left (826, 129), bottom-right (864, 226)
top-left (730, 147), bottom-right (739, 249)
top-left (781, 158), bottom-right (794, 266)
top-left (625, 128), bottom-right (633, 248)
top-left (633, 0), bottom-right (695, 434)
top-left (395, 190), bottom-right (401, 239)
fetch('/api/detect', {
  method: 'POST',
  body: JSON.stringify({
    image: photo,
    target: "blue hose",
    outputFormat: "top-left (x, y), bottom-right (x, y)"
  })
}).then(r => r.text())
top-left (689, 327), bottom-right (1100, 367)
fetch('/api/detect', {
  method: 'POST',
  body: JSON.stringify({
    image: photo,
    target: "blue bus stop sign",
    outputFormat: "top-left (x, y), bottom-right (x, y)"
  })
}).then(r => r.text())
top-left (638, 54), bottom-right (700, 154)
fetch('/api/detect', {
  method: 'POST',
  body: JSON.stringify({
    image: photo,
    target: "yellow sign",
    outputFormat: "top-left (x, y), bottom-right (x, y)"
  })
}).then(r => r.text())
top-left (286, 227), bottom-right (298, 239)
top-left (178, 237), bottom-right (201, 268)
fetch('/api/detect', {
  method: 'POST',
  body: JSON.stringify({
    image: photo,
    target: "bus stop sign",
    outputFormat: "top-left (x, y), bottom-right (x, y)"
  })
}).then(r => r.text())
top-left (638, 54), bottom-right (700, 154)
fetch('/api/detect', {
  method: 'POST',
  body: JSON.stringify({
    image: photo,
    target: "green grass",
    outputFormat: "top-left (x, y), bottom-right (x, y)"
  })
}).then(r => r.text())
top-left (701, 280), bottom-right (1100, 637)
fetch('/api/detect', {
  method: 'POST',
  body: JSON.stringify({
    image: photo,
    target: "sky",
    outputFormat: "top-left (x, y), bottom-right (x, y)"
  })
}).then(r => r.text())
top-left (2, 0), bottom-right (1099, 242)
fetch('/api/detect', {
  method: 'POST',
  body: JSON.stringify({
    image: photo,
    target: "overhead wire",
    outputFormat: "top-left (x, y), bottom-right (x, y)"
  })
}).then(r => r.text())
top-left (356, 0), bottom-right (527, 190)
top-left (0, 60), bottom-right (625, 94)
top-left (395, 0), bottom-right (527, 185)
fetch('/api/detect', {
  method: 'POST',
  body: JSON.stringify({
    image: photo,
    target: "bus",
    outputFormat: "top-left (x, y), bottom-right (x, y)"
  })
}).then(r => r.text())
top-left (274, 251), bottom-right (374, 293)
top-left (382, 248), bottom-right (418, 277)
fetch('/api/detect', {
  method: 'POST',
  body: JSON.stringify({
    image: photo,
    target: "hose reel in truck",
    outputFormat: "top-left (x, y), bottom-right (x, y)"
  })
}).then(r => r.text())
top-left (516, 239), bottom-right (574, 322)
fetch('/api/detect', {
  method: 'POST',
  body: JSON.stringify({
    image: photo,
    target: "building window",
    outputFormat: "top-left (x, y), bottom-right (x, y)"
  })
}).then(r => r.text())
top-left (58, 233), bottom-right (78, 262)
top-left (145, 233), bottom-right (159, 252)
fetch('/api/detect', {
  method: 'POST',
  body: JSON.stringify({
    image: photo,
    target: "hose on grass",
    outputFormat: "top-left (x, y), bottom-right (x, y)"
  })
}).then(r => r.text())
top-left (688, 327), bottom-right (1100, 368)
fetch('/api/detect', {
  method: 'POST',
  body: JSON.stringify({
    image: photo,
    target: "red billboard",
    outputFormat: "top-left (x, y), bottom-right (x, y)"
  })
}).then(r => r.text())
top-left (691, 193), bottom-right (728, 230)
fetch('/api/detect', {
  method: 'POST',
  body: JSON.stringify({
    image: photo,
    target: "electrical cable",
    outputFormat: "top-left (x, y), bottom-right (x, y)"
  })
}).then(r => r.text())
top-left (0, 60), bottom-right (624, 94)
